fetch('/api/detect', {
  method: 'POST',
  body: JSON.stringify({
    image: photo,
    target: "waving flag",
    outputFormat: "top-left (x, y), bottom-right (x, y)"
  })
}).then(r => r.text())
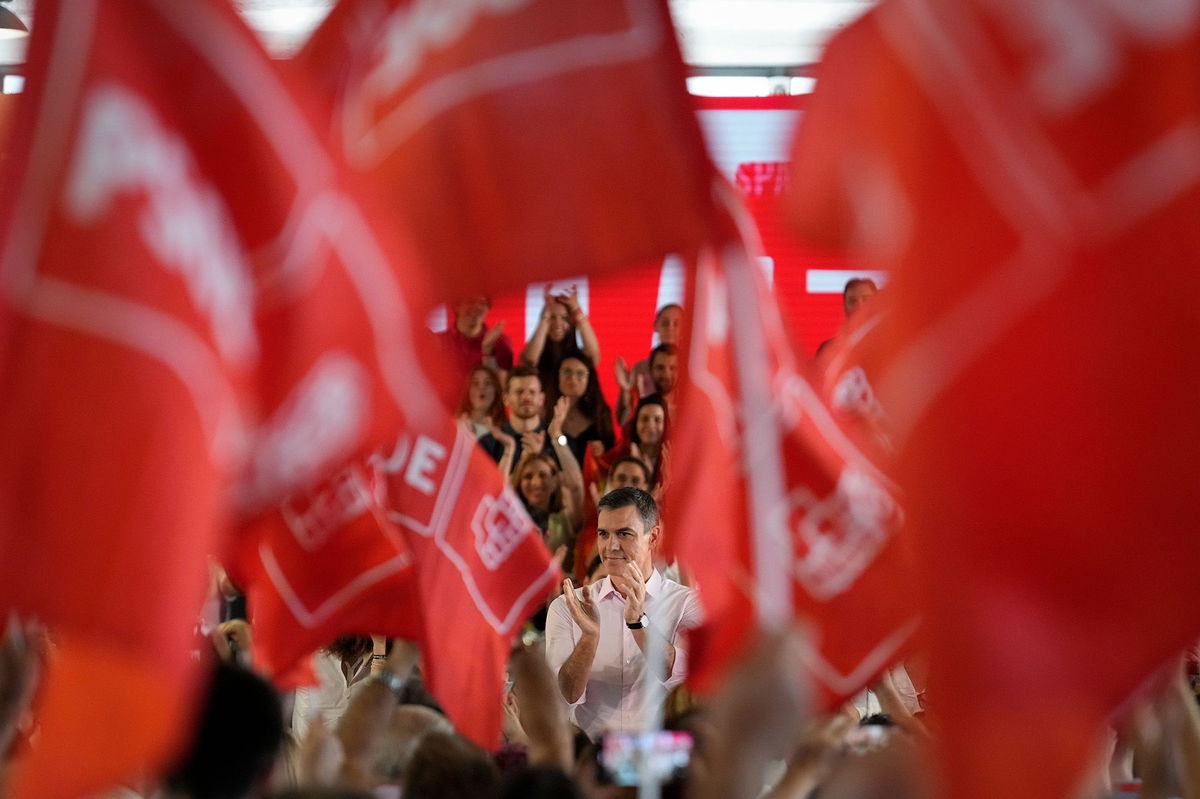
top-left (298, 0), bottom-right (716, 301)
top-left (790, 5), bottom-right (1200, 799)
top-left (373, 423), bottom-right (561, 746)
top-left (233, 462), bottom-right (421, 684)
top-left (0, 1), bottom-right (442, 795)
top-left (668, 185), bottom-right (917, 709)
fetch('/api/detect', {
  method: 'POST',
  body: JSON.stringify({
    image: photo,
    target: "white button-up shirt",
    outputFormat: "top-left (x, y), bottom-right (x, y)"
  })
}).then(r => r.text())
top-left (545, 569), bottom-right (702, 739)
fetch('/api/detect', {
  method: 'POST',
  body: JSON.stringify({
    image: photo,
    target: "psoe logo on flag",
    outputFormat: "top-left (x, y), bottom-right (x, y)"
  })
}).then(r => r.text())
top-left (472, 490), bottom-right (532, 571)
top-left (280, 464), bottom-right (374, 553)
top-left (790, 467), bottom-right (898, 601)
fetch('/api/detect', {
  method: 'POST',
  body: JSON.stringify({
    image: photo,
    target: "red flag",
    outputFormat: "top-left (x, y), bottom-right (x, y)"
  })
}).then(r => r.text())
top-left (790, 5), bottom-right (1200, 799)
top-left (232, 421), bottom-right (559, 749)
top-left (232, 462), bottom-right (421, 687)
top-left (668, 185), bottom-right (917, 708)
top-left (0, 2), bottom-right (435, 795)
top-left (297, 0), bottom-right (716, 300)
top-left (372, 422), bottom-right (561, 747)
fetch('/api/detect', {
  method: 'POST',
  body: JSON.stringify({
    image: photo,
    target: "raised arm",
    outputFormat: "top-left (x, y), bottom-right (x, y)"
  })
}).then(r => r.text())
top-left (547, 585), bottom-right (600, 704)
top-left (485, 421), bottom-right (518, 477)
top-left (480, 320), bottom-right (507, 374)
top-left (547, 397), bottom-right (584, 527)
top-left (560, 287), bottom-right (600, 364)
top-left (520, 288), bottom-right (555, 366)
top-left (509, 642), bottom-right (573, 771)
top-left (334, 639), bottom-right (421, 789)
top-left (614, 356), bottom-right (635, 428)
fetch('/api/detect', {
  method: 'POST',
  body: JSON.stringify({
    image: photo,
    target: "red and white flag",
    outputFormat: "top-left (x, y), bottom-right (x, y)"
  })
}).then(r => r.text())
top-left (790, 5), bottom-right (1200, 799)
top-left (232, 422), bottom-right (558, 749)
top-left (0, 1), bottom-right (444, 795)
top-left (297, 0), bottom-right (717, 301)
top-left (233, 462), bottom-right (421, 686)
top-left (373, 423), bottom-right (561, 746)
top-left (668, 184), bottom-right (917, 709)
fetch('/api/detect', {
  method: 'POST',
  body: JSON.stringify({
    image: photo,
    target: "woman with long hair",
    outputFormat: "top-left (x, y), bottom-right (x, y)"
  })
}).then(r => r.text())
top-left (520, 286), bottom-right (601, 393)
top-left (544, 353), bottom-right (615, 466)
top-left (626, 393), bottom-right (669, 485)
top-left (291, 635), bottom-right (373, 741)
top-left (457, 366), bottom-right (506, 438)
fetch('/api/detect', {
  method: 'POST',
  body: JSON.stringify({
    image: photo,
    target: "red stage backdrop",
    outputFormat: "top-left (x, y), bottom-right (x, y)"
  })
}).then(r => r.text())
top-left (444, 96), bottom-right (884, 405)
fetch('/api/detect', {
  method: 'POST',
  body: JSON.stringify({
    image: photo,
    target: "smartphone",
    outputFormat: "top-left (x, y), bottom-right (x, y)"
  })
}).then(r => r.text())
top-left (596, 730), bottom-right (693, 786)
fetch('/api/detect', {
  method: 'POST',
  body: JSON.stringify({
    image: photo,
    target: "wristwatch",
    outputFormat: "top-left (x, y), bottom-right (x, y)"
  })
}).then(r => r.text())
top-left (374, 668), bottom-right (407, 701)
top-left (626, 613), bottom-right (648, 630)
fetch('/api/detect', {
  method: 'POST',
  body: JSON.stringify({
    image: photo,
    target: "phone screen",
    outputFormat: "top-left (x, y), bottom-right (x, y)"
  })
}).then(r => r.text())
top-left (597, 731), bottom-right (693, 786)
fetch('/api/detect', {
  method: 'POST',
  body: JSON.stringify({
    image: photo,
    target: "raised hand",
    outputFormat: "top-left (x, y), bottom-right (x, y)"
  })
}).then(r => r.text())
top-left (559, 285), bottom-right (581, 313)
top-left (296, 716), bottom-right (345, 787)
top-left (481, 319), bottom-right (506, 353)
top-left (614, 356), bottom-right (633, 391)
top-left (562, 579), bottom-right (600, 638)
top-left (653, 441), bottom-right (671, 502)
top-left (0, 616), bottom-right (44, 758)
top-left (539, 285), bottom-right (557, 323)
top-left (213, 619), bottom-right (253, 665)
top-left (486, 421), bottom-right (516, 451)
top-left (522, 429), bottom-right (546, 456)
top-left (548, 396), bottom-right (570, 439)
top-left (609, 560), bottom-right (648, 624)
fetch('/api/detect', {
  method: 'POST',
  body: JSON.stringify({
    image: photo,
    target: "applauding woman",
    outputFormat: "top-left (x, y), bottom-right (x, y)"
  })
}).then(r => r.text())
top-left (627, 394), bottom-right (669, 486)
top-left (545, 354), bottom-right (616, 467)
top-left (521, 286), bottom-right (601, 394)
top-left (457, 366), bottom-right (506, 438)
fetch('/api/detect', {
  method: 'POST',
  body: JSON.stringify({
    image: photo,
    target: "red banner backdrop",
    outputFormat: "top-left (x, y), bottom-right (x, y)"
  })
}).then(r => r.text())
top-left (449, 95), bottom-right (876, 407)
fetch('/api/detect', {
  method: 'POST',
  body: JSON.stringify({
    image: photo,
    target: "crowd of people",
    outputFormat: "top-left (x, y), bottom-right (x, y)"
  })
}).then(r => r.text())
top-left (2, 281), bottom-right (1199, 799)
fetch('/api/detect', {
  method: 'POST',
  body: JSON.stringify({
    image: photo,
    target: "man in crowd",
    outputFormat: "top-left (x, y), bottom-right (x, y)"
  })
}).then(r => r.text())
top-left (441, 294), bottom-right (514, 374)
top-left (815, 277), bottom-right (878, 359)
top-left (617, 342), bottom-right (678, 426)
top-left (545, 487), bottom-right (701, 739)
top-left (479, 365), bottom-right (556, 472)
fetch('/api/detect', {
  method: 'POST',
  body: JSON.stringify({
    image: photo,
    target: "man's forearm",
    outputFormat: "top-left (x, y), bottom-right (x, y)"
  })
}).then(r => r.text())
top-left (631, 627), bottom-right (676, 675)
top-left (557, 633), bottom-right (599, 703)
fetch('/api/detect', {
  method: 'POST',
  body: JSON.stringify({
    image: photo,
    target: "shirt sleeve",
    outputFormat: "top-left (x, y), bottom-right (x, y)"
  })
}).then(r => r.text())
top-left (666, 589), bottom-right (704, 685)
top-left (544, 594), bottom-right (587, 706)
top-left (544, 598), bottom-right (572, 670)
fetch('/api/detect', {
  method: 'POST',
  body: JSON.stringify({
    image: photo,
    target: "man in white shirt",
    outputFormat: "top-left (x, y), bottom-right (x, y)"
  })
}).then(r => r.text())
top-left (545, 487), bottom-right (702, 739)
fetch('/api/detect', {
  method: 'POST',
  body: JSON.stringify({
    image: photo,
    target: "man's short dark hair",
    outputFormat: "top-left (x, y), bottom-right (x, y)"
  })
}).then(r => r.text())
top-left (505, 364), bottom-right (543, 392)
top-left (650, 343), bottom-right (677, 363)
top-left (655, 303), bottom-right (683, 321)
top-left (843, 277), bottom-right (878, 295)
top-left (597, 486), bottom-right (659, 531)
